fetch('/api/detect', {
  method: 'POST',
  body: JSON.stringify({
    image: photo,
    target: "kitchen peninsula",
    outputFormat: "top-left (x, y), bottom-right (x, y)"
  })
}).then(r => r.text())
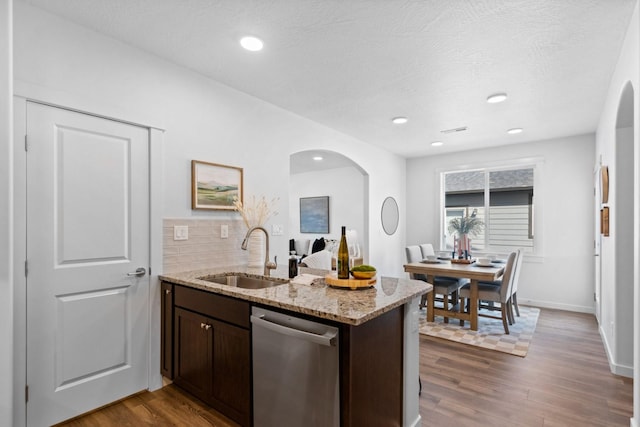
top-left (159, 267), bottom-right (431, 427)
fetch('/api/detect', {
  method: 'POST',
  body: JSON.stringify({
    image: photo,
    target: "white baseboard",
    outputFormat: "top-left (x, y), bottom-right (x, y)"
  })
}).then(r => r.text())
top-left (598, 325), bottom-right (634, 378)
top-left (407, 414), bottom-right (422, 427)
top-left (519, 298), bottom-right (594, 314)
top-left (525, 299), bottom-right (633, 377)
top-left (612, 363), bottom-right (634, 378)
top-left (148, 373), bottom-right (163, 391)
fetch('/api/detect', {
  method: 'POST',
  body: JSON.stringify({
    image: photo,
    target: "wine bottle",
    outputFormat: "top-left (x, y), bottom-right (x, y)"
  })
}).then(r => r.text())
top-left (288, 255), bottom-right (298, 279)
top-left (337, 226), bottom-right (349, 279)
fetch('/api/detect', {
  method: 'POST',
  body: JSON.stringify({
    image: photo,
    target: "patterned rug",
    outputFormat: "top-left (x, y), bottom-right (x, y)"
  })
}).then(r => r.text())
top-left (419, 305), bottom-right (540, 357)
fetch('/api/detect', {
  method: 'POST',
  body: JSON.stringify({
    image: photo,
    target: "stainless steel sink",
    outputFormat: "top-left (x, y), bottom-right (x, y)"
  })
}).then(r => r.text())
top-left (197, 273), bottom-right (288, 290)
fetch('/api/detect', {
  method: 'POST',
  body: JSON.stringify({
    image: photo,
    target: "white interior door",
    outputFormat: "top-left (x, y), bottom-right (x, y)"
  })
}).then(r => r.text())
top-left (26, 102), bottom-right (150, 426)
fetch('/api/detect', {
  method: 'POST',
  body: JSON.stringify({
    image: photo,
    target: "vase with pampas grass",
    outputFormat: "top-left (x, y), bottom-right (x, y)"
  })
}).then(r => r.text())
top-left (233, 195), bottom-right (278, 273)
top-left (448, 214), bottom-right (483, 259)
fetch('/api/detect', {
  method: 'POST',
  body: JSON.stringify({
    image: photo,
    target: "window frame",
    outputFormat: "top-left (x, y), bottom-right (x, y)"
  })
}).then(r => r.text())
top-left (438, 158), bottom-right (543, 256)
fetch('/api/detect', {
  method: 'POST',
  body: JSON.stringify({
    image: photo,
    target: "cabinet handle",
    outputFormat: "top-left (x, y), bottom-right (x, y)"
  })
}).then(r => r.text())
top-left (165, 289), bottom-right (171, 295)
top-left (200, 322), bottom-right (211, 331)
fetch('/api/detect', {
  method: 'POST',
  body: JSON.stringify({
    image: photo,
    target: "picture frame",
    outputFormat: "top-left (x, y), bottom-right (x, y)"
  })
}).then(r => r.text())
top-left (300, 196), bottom-right (330, 233)
top-left (601, 165), bottom-right (609, 204)
top-left (191, 160), bottom-right (243, 210)
top-left (601, 207), bottom-right (610, 237)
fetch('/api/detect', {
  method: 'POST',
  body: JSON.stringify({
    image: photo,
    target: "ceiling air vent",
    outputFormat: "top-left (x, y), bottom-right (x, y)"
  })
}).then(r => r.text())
top-left (440, 126), bottom-right (468, 134)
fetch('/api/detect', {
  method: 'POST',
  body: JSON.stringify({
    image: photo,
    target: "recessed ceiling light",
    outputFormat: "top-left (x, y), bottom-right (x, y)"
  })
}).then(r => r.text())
top-left (431, 141), bottom-right (443, 147)
top-left (240, 36), bottom-right (263, 51)
top-left (507, 128), bottom-right (523, 134)
top-left (392, 117), bottom-right (408, 124)
top-left (313, 156), bottom-right (323, 161)
top-left (487, 93), bottom-right (508, 103)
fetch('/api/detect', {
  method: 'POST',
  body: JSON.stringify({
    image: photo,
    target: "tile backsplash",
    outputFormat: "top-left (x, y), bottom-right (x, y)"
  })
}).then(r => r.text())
top-left (163, 218), bottom-right (248, 274)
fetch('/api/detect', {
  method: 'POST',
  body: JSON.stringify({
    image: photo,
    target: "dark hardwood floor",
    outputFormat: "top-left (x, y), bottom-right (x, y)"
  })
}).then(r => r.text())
top-left (420, 308), bottom-right (632, 426)
top-left (55, 385), bottom-right (239, 427)
top-left (57, 308), bottom-right (632, 427)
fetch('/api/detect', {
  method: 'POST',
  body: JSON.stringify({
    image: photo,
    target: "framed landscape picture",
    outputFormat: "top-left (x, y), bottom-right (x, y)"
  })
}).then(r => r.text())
top-left (300, 196), bottom-right (329, 233)
top-left (191, 160), bottom-right (243, 210)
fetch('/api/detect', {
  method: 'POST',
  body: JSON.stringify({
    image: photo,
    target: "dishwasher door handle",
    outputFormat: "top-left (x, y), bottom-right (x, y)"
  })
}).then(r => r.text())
top-left (251, 314), bottom-right (337, 347)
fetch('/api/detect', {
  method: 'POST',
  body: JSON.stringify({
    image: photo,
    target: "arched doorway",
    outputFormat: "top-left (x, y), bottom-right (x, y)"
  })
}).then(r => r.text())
top-left (289, 150), bottom-right (369, 262)
top-left (615, 81), bottom-right (634, 373)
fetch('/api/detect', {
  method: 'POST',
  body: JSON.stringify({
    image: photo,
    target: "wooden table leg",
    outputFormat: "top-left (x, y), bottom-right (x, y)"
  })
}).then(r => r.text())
top-left (427, 274), bottom-right (435, 322)
top-left (470, 279), bottom-right (478, 331)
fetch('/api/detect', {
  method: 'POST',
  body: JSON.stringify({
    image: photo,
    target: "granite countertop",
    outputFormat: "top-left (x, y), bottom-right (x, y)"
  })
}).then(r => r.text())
top-left (159, 265), bottom-right (432, 326)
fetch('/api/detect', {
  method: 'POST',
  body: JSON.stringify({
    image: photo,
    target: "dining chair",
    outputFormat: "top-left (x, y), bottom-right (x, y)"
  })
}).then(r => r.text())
top-left (458, 250), bottom-right (518, 334)
top-left (419, 243), bottom-right (436, 258)
top-left (419, 243), bottom-right (469, 313)
top-left (509, 250), bottom-right (524, 318)
top-left (405, 245), bottom-right (465, 323)
top-left (477, 249), bottom-right (524, 321)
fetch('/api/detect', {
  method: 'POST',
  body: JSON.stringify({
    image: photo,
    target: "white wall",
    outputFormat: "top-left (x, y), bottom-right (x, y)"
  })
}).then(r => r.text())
top-left (13, 3), bottom-right (406, 273)
top-left (407, 134), bottom-right (596, 313)
top-left (594, 0), bottom-right (639, 420)
top-left (289, 166), bottom-right (366, 256)
top-left (0, 1), bottom-right (13, 425)
top-left (10, 3), bottom-right (407, 422)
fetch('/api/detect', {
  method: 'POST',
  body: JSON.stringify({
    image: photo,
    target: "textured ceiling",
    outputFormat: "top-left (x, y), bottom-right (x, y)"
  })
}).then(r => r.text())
top-left (20, 0), bottom-right (636, 158)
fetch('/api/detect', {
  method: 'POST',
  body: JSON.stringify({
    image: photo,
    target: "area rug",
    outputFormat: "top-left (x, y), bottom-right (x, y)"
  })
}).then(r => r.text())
top-left (419, 305), bottom-right (540, 357)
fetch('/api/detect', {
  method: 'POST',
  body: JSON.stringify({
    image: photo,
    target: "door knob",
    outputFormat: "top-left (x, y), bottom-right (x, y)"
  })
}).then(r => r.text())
top-left (127, 267), bottom-right (147, 277)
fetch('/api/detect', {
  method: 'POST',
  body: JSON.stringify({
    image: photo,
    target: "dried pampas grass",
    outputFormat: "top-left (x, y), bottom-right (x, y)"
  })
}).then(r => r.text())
top-left (233, 195), bottom-right (279, 228)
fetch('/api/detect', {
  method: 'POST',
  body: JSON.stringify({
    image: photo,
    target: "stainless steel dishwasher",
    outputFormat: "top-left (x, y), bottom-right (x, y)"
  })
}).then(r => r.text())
top-left (251, 306), bottom-right (340, 427)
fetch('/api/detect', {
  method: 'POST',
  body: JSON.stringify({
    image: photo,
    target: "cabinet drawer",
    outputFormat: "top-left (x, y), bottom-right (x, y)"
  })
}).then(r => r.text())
top-left (174, 285), bottom-right (250, 328)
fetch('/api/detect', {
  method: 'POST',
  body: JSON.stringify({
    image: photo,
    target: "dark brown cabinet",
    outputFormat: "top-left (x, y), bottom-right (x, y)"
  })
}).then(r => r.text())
top-left (166, 284), bottom-right (251, 427)
top-left (173, 308), bottom-right (214, 398)
top-left (161, 281), bottom-right (406, 427)
top-left (160, 282), bottom-right (173, 378)
top-left (211, 319), bottom-right (251, 421)
top-left (340, 307), bottom-right (403, 427)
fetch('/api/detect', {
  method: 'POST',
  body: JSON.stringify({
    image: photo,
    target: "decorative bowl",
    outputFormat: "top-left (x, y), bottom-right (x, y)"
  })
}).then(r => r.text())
top-left (350, 270), bottom-right (376, 279)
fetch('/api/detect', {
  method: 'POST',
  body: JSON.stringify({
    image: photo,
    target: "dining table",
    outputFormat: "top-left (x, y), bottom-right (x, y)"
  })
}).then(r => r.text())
top-left (403, 259), bottom-right (505, 330)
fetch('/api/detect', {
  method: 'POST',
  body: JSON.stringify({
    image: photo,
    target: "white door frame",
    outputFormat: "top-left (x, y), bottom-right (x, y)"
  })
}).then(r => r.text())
top-left (594, 164), bottom-right (603, 323)
top-left (12, 84), bottom-right (164, 426)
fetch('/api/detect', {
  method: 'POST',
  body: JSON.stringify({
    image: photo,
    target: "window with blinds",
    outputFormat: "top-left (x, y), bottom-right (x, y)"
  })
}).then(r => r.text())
top-left (441, 167), bottom-right (535, 253)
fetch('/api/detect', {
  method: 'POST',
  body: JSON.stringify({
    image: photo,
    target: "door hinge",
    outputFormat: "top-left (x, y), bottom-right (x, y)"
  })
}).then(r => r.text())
top-left (24, 135), bottom-right (28, 152)
top-left (25, 260), bottom-right (28, 278)
top-left (25, 385), bottom-right (29, 403)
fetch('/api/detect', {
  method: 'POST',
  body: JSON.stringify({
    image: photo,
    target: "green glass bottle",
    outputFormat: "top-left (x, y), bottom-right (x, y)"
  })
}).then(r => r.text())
top-left (337, 226), bottom-right (350, 279)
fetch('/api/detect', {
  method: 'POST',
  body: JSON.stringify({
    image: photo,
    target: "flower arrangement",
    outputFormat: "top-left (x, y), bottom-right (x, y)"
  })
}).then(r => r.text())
top-left (233, 195), bottom-right (279, 228)
top-left (448, 214), bottom-right (483, 259)
top-left (447, 215), bottom-right (484, 237)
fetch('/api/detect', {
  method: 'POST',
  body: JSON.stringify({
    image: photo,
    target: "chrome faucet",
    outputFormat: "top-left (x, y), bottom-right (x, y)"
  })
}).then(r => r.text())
top-left (241, 226), bottom-right (277, 277)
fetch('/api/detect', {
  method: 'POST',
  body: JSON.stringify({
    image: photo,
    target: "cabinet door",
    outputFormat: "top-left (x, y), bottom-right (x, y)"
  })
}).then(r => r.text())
top-left (160, 282), bottom-right (173, 379)
top-left (212, 320), bottom-right (251, 426)
top-left (173, 308), bottom-right (213, 399)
